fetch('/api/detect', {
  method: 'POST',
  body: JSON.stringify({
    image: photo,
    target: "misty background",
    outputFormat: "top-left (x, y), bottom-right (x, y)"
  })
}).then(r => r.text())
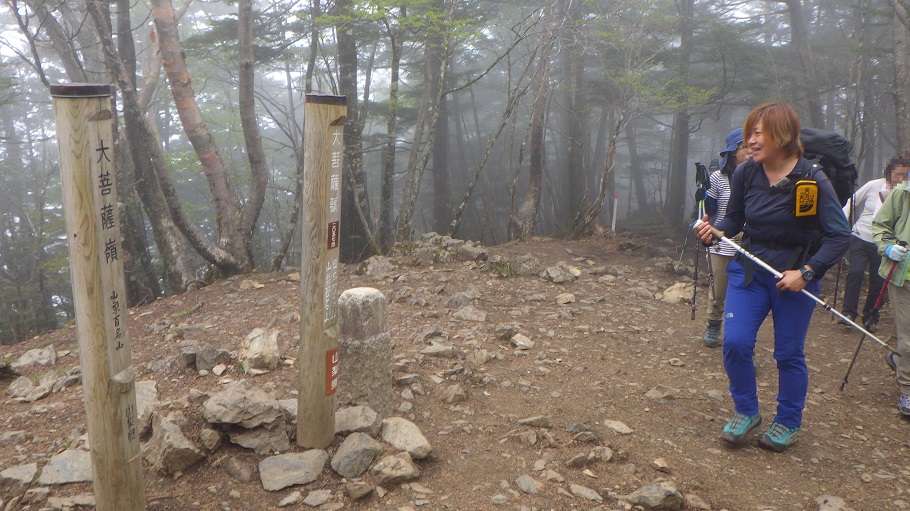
top-left (0, 0), bottom-right (905, 344)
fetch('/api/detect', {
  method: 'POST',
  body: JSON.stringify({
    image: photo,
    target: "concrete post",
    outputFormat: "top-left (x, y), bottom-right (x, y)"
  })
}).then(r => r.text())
top-left (338, 287), bottom-right (394, 417)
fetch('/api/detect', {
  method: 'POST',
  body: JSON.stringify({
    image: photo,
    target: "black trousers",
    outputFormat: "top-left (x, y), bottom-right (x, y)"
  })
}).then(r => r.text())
top-left (842, 236), bottom-right (886, 322)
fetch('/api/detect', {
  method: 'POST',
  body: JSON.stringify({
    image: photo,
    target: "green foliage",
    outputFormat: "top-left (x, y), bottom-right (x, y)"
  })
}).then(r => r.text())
top-left (488, 259), bottom-right (515, 278)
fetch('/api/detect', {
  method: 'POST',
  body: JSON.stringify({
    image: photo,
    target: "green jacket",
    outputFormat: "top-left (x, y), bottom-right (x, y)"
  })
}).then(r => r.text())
top-left (872, 184), bottom-right (910, 286)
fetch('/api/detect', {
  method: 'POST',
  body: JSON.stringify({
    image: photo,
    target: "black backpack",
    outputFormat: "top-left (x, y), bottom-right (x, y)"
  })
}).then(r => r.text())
top-left (798, 127), bottom-right (857, 207)
top-left (743, 127), bottom-right (857, 207)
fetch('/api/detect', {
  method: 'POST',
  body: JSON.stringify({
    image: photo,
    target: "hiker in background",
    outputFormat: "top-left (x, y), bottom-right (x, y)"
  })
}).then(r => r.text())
top-left (702, 128), bottom-right (751, 348)
top-left (871, 153), bottom-right (910, 418)
top-left (694, 102), bottom-right (850, 451)
top-left (840, 166), bottom-right (896, 333)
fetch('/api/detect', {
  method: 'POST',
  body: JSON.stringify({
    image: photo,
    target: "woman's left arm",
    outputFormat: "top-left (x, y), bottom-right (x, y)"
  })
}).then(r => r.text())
top-left (804, 176), bottom-right (851, 276)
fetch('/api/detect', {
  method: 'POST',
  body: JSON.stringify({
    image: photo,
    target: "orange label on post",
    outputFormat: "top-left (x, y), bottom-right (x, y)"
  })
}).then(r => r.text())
top-left (327, 221), bottom-right (339, 250)
top-left (325, 349), bottom-right (339, 396)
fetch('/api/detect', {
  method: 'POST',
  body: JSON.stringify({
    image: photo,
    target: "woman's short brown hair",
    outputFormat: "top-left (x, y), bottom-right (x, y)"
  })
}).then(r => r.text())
top-left (743, 102), bottom-right (803, 159)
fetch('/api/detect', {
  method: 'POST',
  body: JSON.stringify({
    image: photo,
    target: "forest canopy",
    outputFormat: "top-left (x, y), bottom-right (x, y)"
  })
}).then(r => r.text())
top-left (0, 0), bottom-right (905, 344)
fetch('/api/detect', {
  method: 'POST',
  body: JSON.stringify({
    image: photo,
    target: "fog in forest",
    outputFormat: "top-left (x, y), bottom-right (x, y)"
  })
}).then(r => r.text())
top-left (0, 0), bottom-right (903, 343)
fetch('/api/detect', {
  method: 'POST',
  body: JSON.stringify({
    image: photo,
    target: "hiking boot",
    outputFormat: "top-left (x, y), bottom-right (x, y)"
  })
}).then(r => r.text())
top-left (887, 352), bottom-right (897, 372)
top-left (758, 422), bottom-right (800, 452)
top-left (863, 318), bottom-right (878, 334)
top-left (900, 395), bottom-right (910, 418)
top-left (838, 313), bottom-right (856, 327)
top-left (703, 320), bottom-right (722, 348)
top-left (720, 412), bottom-right (762, 445)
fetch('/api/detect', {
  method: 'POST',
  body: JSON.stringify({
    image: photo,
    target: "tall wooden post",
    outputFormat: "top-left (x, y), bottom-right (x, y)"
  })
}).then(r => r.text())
top-left (51, 83), bottom-right (146, 511)
top-left (298, 94), bottom-right (347, 448)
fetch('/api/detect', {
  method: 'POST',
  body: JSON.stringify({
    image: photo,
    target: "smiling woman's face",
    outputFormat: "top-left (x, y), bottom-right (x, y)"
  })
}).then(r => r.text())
top-left (748, 121), bottom-right (781, 164)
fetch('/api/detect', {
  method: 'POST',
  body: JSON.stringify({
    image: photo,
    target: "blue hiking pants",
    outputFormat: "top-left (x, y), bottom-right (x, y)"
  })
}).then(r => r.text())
top-left (723, 259), bottom-right (819, 428)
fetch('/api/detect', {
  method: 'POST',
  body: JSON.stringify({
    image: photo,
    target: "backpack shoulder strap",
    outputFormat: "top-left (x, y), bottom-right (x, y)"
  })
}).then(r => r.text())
top-left (803, 159), bottom-right (823, 179)
top-left (742, 160), bottom-right (767, 193)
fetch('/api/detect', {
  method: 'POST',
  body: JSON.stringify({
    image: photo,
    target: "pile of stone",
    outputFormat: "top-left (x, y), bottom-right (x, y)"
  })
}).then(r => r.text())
top-left (4, 345), bottom-right (80, 404)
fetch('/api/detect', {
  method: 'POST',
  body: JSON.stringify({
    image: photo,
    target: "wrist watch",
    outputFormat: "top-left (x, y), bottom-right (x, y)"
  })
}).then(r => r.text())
top-left (800, 266), bottom-right (815, 282)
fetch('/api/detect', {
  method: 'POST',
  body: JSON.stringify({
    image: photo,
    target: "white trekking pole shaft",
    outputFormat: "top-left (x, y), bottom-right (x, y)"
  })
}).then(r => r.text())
top-left (694, 221), bottom-right (899, 355)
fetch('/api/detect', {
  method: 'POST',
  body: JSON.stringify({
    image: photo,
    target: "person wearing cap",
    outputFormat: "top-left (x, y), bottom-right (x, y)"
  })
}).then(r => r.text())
top-left (701, 127), bottom-right (751, 347)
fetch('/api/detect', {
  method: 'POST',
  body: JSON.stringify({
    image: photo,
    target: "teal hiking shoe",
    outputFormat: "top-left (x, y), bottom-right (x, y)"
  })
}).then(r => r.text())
top-left (720, 412), bottom-right (762, 445)
top-left (759, 422), bottom-right (800, 452)
top-left (703, 320), bottom-right (722, 348)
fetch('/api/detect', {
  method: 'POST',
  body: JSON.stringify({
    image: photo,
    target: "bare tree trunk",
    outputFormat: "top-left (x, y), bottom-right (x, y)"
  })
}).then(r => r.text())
top-left (378, 7), bottom-right (403, 251)
top-left (663, 0), bottom-right (694, 227)
top-left (397, 0), bottom-right (460, 242)
top-left (335, 0), bottom-right (376, 262)
top-left (151, 0), bottom-right (261, 274)
top-left (510, 42), bottom-right (552, 240)
top-left (396, 47), bottom-right (436, 241)
top-left (783, 0), bottom-right (825, 129)
top-left (87, 0), bottom-right (201, 293)
top-left (238, 0), bottom-right (269, 265)
top-left (271, 0), bottom-right (321, 271)
top-left (560, 2), bottom-right (585, 229)
top-left (569, 111), bottom-right (622, 239)
top-left (450, 43), bottom-right (537, 238)
top-left (432, 64), bottom-right (451, 234)
top-left (115, 0), bottom-right (163, 304)
top-left (626, 121), bottom-right (648, 212)
top-left (896, 0), bottom-right (910, 152)
top-left (19, 0), bottom-right (87, 83)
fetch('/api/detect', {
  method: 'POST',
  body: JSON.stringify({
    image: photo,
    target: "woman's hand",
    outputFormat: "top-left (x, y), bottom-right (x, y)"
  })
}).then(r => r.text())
top-left (694, 215), bottom-right (719, 246)
top-left (776, 269), bottom-right (808, 292)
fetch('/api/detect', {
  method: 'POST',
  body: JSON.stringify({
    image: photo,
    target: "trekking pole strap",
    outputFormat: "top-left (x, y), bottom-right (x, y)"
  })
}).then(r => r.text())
top-left (694, 221), bottom-right (899, 355)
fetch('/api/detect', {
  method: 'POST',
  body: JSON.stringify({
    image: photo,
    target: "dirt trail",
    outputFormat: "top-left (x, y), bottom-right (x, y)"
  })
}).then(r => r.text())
top-left (1, 233), bottom-right (907, 511)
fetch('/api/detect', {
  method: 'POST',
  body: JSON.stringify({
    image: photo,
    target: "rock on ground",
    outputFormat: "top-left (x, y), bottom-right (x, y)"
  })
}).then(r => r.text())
top-left (624, 481), bottom-right (685, 511)
top-left (335, 405), bottom-right (380, 436)
top-left (259, 450), bottom-right (328, 492)
top-left (144, 413), bottom-right (205, 475)
top-left (202, 380), bottom-right (283, 429)
top-left (331, 432), bottom-right (384, 478)
top-left (0, 463), bottom-right (38, 501)
top-left (38, 450), bottom-right (92, 485)
top-left (370, 452), bottom-right (420, 486)
top-left (381, 417), bottom-right (433, 459)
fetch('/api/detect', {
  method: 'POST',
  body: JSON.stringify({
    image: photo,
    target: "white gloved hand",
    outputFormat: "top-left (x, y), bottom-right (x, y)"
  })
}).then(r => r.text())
top-left (886, 244), bottom-right (908, 262)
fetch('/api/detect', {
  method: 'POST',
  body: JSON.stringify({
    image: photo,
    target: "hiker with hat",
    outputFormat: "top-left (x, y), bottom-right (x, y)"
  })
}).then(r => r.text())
top-left (701, 127), bottom-right (751, 348)
top-left (694, 102), bottom-right (850, 451)
top-left (840, 166), bottom-right (899, 333)
top-left (871, 153), bottom-right (910, 418)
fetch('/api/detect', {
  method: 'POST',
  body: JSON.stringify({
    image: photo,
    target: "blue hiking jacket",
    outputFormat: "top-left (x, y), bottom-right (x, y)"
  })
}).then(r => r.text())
top-left (716, 157), bottom-right (850, 277)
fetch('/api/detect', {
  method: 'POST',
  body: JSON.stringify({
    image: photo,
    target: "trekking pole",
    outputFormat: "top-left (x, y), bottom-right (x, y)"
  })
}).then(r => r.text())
top-left (690, 162), bottom-right (709, 320)
top-left (690, 228), bottom-right (701, 320)
top-left (840, 241), bottom-right (907, 390)
top-left (692, 200), bottom-right (710, 321)
top-left (831, 259), bottom-right (842, 321)
top-left (694, 220), bottom-right (900, 355)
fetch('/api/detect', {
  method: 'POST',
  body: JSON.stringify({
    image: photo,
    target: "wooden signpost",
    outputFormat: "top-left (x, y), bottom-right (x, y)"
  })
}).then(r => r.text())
top-left (297, 94), bottom-right (347, 448)
top-left (51, 83), bottom-right (146, 511)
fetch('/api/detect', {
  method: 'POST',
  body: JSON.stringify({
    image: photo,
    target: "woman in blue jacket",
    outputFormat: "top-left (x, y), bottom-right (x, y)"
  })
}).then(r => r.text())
top-left (695, 102), bottom-right (850, 452)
